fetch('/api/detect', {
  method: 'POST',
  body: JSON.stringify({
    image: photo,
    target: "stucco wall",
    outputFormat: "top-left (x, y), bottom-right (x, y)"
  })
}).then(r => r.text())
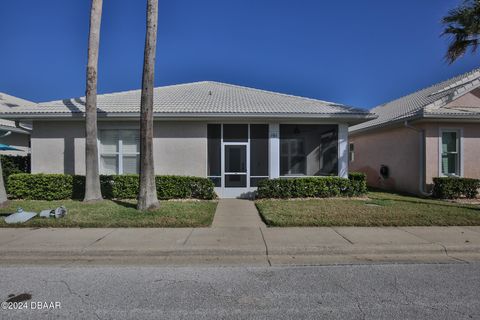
top-left (0, 131), bottom-right (30, 156)
top-left (31, 121), bottom-right (85, 174)
top-left (422, 122), bottom-right (480, 184)
top-left (153, 122), bottom-right (207, 176)
top-left (31, 120), bottom-right (207, 177)
top-left (349, 126), bottom-right (420, 194)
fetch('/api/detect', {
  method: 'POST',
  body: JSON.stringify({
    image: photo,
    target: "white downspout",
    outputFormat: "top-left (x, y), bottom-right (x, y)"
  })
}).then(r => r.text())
top-left (404, 121), bottom-right (430, 196)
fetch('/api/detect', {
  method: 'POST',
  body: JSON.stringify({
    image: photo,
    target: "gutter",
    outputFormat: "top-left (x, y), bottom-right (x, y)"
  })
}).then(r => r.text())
top-left (404, 121), bottom-right (431, 196)
top-left (0, 112), bottom-right (377, 125)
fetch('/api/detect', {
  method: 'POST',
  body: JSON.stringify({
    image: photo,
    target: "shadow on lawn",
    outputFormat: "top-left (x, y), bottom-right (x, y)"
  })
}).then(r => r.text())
top-left (368, 188), bottom-right (480, 212)
top-left (111, 199), bottom-right (137, 209)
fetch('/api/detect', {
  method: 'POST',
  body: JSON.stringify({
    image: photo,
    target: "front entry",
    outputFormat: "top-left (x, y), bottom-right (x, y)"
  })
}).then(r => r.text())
top-left (208, 124), bottom-right (269, 198)
top-left (224, 144), bottom-right (247, 188)
top-left (222, 143), bottom-right (250, 198)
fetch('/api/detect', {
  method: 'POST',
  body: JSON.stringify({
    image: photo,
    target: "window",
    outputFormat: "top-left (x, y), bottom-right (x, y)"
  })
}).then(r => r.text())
top-left (441, 130), bottom-right (460, 176)
top-left (99, 130), bottom-right (139, 174)
top-left (349, 143), bottom-right (354, 162)
top-left (281, 138), bottom-right (306, 175)
top-left (280, 124), bottom-right (338, 176)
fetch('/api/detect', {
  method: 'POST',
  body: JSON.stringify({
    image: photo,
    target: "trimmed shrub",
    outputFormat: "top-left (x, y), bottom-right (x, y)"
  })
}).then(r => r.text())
top-left (432, 177), bottom-right (480, 199)
top-left (348, 172), bottom-right (368, 196)
top-left (256, 173), bottom-right (367, 199)
top-left (8, 174), bottom-right (75, 201)
top-left (7, 174), bottom-right (216, 200)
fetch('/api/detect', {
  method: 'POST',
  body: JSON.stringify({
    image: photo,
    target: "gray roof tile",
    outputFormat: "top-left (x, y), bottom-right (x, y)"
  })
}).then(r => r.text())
top-left (0, 92), bottom-right (34, 133)
top-left (350, 68), bottom-right (480, 133)
top-left (0, 81), bottom-right (372, 120)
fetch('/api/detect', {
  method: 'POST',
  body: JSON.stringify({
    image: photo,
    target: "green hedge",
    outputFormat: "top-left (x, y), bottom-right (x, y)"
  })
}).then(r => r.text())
top-left (1, 155), bottom-right (30, 180)
top-left (432, 177), bottom-right (480, 199)
top-left (7, 174), bottom-right (216, 201)
top-left (256, 172), bottom-right (367, 199)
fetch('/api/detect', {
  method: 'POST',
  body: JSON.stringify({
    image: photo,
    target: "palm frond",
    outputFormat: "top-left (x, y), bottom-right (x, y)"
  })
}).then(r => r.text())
top-left (442, 0), bottom-right (480, 63)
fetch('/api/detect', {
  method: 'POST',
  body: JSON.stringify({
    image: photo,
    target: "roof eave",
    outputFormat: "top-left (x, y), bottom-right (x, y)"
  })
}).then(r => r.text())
top-left (349, 114), bottom-right (422, 136)
top-left (0, 112), bottom-right (376, 125)
top-left (423, 112), bottom-right (480, 120)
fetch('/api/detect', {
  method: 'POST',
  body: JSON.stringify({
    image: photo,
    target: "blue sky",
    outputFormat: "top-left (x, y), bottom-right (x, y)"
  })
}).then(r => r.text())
top-left (0, 0), bottom-right (478, 109)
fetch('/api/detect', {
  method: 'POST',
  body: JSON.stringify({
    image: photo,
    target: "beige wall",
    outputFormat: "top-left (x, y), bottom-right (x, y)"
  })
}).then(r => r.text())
top-left (153, 122), bottom-right (207, 176)
top-left (350, 126), bottom-right (420, 194)
top-left (0, 131), bottom-right (30, 156)
top-left (31, 120), bottom-right (207, 177)
top-left (31, 121), bottom-right (85, 174)
top-left (422, 122), bottom-right (480, 184)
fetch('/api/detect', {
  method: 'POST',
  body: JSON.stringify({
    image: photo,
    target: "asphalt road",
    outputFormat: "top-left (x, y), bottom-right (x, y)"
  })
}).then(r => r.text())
top-left (1, 263), bottom-right (479, 319)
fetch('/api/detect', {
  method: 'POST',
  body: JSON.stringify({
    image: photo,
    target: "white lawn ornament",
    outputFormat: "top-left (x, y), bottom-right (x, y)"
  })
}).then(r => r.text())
top-left (39, 206), bottom-right (67, 219)
top-left (4, 208), bottom-right (37, 224)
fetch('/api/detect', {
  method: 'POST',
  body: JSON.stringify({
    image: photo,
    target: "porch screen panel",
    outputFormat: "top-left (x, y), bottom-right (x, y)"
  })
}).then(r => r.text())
top-left (223, 124), bottom-right (248, 142)
top-left (207, 124), bottom-right (221, 187)
top-left (319, 127), bottom-right (338, 175)
top-left (280, 124), bottom-right (338, 176)
top-left (250, 124), bottom-right (269, 187)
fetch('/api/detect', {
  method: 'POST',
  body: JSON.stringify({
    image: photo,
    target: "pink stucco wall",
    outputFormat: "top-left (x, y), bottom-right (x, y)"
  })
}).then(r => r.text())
top-left (351, 118), bottom-right (480, 195)
top-left (422, 122), bottom-right (480, 184)
top-left (349, 126), bottom-right (420, 194)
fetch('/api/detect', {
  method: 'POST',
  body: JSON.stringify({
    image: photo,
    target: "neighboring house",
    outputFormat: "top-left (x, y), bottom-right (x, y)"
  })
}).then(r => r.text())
top-left (0, 93), bottom-right (33, 156)
top-left (0, 81), bottom-right (374, 198)
top-left (349, 68), bottom-right (480, 195)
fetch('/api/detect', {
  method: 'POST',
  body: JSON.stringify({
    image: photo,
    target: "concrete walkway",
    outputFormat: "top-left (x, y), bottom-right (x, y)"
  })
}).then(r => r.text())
top-left (212, 199), bottom-right (265, 228)
top-left (1, 226), bottom-right (480, 266)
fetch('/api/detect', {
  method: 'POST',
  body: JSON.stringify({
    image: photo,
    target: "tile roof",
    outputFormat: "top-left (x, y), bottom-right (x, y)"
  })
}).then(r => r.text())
top-left (350, 68), bottom-right (480, 133)
top-left (0, 81), bottom-right (373, 122)
top-left (0, 92), bottom-right (34, 133)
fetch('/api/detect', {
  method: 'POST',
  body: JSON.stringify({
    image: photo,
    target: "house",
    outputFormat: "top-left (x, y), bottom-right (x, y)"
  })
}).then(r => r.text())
top-left (349, 68), bottom-right (480, 195)
top-left (0, 93), bottom-right (33, 156)
top-left (0, 81), bottom-right (374, 198)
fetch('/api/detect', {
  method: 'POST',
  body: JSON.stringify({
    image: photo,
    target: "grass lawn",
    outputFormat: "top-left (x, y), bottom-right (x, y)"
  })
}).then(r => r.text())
top-left (0, 199), bottom-right (218, 228)
top-left (255, 191), bottom-right (480, 227)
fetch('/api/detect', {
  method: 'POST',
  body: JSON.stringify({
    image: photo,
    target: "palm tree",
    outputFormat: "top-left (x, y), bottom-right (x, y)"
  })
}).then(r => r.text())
top-left (442, 0), bottom-right (480, 64)
top-left (137, 0), bottom-right (160, 210)
top-left (0, 160), bottom-right (8, 206)
top-left (84, 0), bottom-right (103, 202)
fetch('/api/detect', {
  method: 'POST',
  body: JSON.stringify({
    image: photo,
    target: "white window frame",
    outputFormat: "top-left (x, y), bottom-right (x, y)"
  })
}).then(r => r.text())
top-left (99, 129), bottom-right (140, 175)
top-left (438, 128), bottom-right (463, 177)
top-left (280, 138), bottom-right (307, 176)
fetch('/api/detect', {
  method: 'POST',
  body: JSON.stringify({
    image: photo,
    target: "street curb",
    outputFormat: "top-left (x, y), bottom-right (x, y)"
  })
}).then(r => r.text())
top-left (1, 244), bottom-right (479, 259)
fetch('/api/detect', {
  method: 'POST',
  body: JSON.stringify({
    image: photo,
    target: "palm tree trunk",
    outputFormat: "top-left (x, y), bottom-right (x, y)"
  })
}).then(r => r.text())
top-left (0, 158), bottom-right (8, 207)
top-left (84, 0), bottom-right (103, 202)
top-left (137, 0), bottom-right (160, 211)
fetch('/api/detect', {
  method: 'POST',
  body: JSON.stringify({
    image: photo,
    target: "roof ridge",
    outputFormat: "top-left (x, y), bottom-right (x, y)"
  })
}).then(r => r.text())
top-left (0, 92), bottom-right (36, 105)
top-left (38, 81), bottom-right (219, 105)
top-left (203, 80), bottom-right (348, 107)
